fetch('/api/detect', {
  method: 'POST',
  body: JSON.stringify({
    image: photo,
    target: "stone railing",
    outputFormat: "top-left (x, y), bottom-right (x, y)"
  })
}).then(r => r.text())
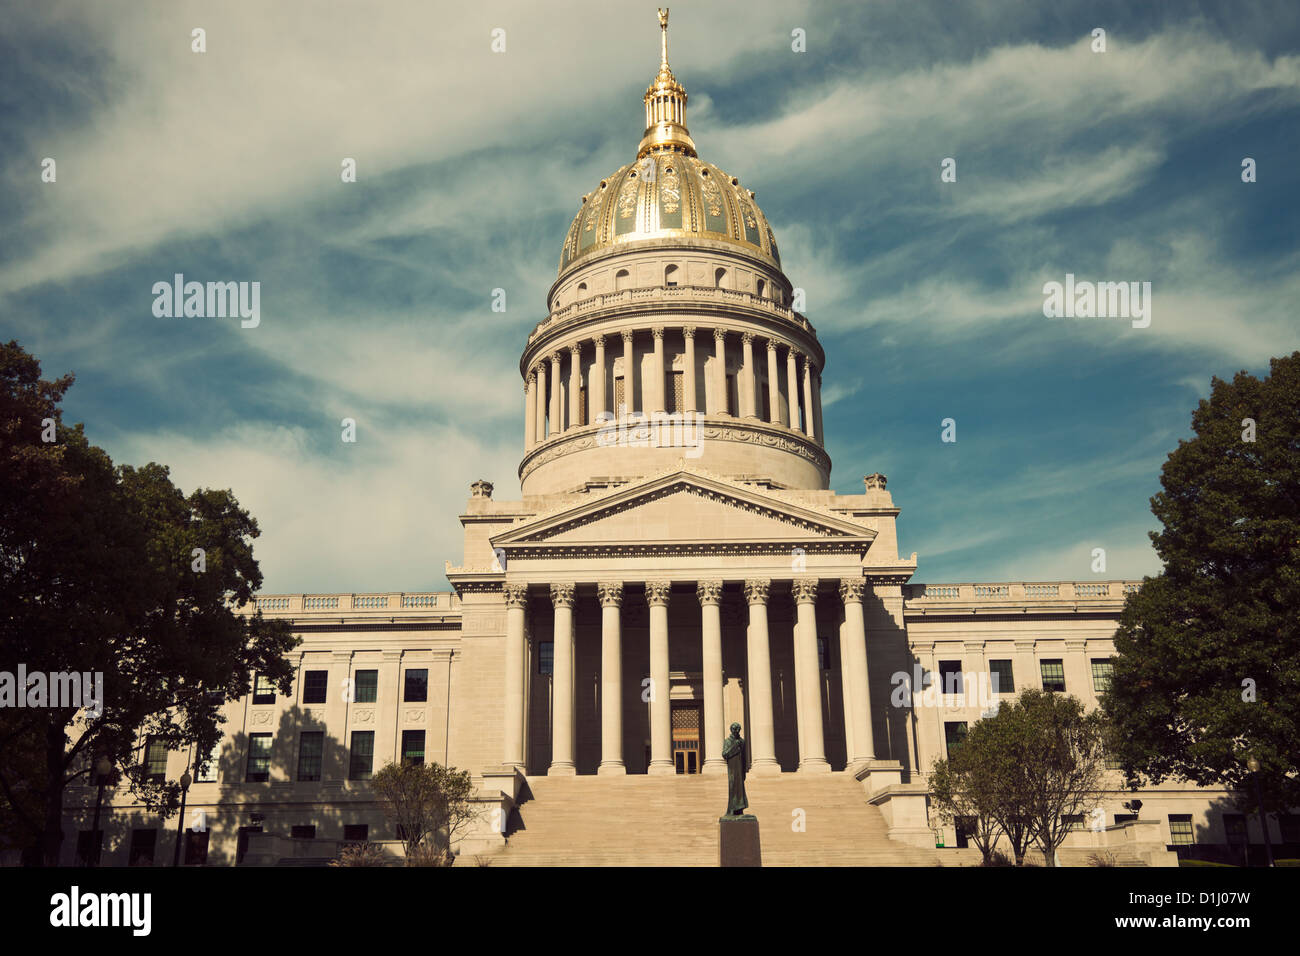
top-left (246, 592), bottom-right (460, 615)
top-left (528, 284), bottom-right (813, 343)
top-left (903, 581), bottom-right (1142, 605)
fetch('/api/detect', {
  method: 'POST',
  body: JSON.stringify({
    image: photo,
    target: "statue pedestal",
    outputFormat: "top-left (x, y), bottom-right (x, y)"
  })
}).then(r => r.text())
top-left (718, 815), bottom-right (762, 867)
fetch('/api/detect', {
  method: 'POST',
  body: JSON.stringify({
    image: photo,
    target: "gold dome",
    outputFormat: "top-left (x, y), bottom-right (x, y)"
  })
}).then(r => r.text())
top-left (557, 8), bottom-right (782, 276)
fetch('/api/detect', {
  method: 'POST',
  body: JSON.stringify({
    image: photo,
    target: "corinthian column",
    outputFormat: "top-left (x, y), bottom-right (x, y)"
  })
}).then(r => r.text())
top-left (535, 363), bottom-right (548, 440)
top-left (801, 356), bottom-right (816, 442)
top-left (549, 352), bottom-right (562, 436)
top-left (524, 374), bottom-right (536, 449)
top-left (840, 578), bottom-right (875, 767)
top-left (812, 368), bottom-right (824, 447)
top-left (502, 583), bottom-right (529, 769)
top-left (712, 329), bottom-right (728, 415)
top-left (597, 582), bottom-right (625, 775)
top-left (646, 580), bottom-right (674, 775)
top-left (792, 577), bottom-right (830, 772)
top-left (697, 580), bottom-right (725, 774)
top-left (682, 327), bottom-right (697, 414)
top-left (766, 340), bottom-right (780, 423)
top-left (548, 583), bottom-right (577, 775)
top-left (621, 329), bottom-right (635, 415)
top-left (744, 579), bottom-right (781, 773)
top-left (592, 334), bottom-right (606, 422)
top-left (651, 326), bottom-right (665, 414)
top-left (741, 332), bottom-right (757, 418)
top-left (787, 348), bottom-right (800, 431)
top-left (568, 344), bottom-right (582, 429)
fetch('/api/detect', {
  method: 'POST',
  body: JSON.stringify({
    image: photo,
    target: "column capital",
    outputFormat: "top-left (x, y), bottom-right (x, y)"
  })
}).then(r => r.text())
top-left (766, 338), bottom-right (778, 354)
top-left (742, 331), bottom-right (755, 345)
top-left (652, 326), bottom-right (665, 340)
top-left (503, 583), bottom-right (530, 608)
top-left (569, 342), bottom-right (581, 357)
top-left (550, 351), bottom-right (562, 364)
top-left (621, 328), bottom-right (634, 344)
top-left (695, 580), bottom-right (724, 606)
top-left (593, 333), bottom-right (605, 348)
top-left (528, 367), bottom-right (538, 381)
top-left (713, 327), bottom-right (727, 343)
top-left (743, 579), bottom-right (771, 605)
top-left (839, 578), bottom-right (866, 603)
top-left (597, 581), bottom-right (624, 608)
top-left (801, 353), bottom-right (813, 372)
top-left (791, 348), bottom-right (804, 363)
top-left (550, 582), bottom-right (576, 608)
top-left (645, 580), bottom-right (672, 607)
top-left (792, 577), bottom-right (820, 604)
top-left (682, 325), bottom-right (696, 340)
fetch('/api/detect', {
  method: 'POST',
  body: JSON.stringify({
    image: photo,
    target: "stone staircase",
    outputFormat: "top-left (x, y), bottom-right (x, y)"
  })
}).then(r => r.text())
top-left (485, 771), bottom-right (966, 866)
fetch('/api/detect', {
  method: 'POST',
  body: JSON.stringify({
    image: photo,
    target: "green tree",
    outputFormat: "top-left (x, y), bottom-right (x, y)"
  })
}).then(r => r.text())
top-left (1103, 352), bottom-right (1300, 815)
top-left (957, 702), bottom-right (1035, 866)
top-left (371, 760), bottom-right (477, 866)
top-left (928, 754), bottom-right (1001, 865)
top-left (0, 341), bottom-right (297, 865)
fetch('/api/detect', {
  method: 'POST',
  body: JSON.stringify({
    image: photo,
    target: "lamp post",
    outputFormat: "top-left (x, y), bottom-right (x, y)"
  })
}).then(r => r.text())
top-left (1245, 757), bottom-right (1275, 867)
top-left (173, 770), bottom-right (192, 867)
top-left (88, 756), bottom-right (112, 867)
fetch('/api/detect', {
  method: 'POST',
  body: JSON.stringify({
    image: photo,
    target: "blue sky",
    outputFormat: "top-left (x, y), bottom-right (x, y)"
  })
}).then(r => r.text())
top-left (2, 0), bottom-right (1297, 593)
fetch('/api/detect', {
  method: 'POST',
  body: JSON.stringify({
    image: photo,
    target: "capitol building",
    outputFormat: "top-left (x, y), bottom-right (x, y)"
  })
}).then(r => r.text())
top-left (60, 16), bottom-right (1259, 868)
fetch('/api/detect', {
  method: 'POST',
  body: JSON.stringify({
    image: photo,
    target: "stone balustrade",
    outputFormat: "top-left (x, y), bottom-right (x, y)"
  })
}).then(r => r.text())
top-left (902, 580), bottom-right (1142, 608)
top-left (245, 592), bottom-right (461, 616)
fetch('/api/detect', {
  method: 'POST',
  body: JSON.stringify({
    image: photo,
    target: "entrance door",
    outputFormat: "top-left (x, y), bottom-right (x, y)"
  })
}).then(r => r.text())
top-left (672, 702), bottom-right (702, 774)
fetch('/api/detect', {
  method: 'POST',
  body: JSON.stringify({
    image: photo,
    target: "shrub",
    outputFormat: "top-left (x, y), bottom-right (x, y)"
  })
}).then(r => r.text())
top-left (331, 842), bottom-right (387, 867)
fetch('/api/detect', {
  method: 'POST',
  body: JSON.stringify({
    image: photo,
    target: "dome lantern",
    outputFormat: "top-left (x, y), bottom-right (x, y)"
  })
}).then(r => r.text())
top-left (637, 8), bottom-right (697, 160)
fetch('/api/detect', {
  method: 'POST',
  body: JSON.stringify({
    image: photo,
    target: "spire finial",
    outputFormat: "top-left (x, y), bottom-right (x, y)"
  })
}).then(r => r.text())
top-left (658, 8), bottom-right (670, 68)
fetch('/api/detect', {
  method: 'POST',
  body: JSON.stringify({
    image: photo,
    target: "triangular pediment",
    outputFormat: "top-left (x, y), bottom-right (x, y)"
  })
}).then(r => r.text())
top-left (492, 471), bottom-right (875, 554)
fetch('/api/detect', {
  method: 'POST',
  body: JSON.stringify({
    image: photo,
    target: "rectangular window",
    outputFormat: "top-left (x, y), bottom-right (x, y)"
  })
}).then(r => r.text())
top-left (1169, 814), bottom-right (1194, 845)
top-left (1040, 659), bottom-right (1066, 692)
top-left (580, 385), bottom-right (588, 426)
top-left (1063, 814), bottom-right (1085, 832)
top-left (954, 816), bottom-right (975, 849)
top-left (253, 673), bottom-right (276, 705)
top-left (1105, 753), bottom-right (1124, 771)
top-left (726, 374), bottom-right (738, 416)
top-left (938, 660), bottom-right (964, 695)
top-left (816, 636), bottom-right (830, 671)
top-left (76, 830), bottom-right (103, 866)
top-left (291, 825), bottom-right (316, 840)
top-left (128, 829), bottom-right (157, 867)
top-left (302, 670), bottom-right (328, 705)
top-left (195, 742), bottom-right (219, 783)
top-left (538, 642), bottom-right (554, 676)
top-left (354, 670), bottom-right (378, 703)
top-left (402, 730), bottom-right (426, 766)
top-left (297, 731), bottom-right (324, 782)
top-left (144, 736), bottom-right (168, 784)
top-left (1091, 659), bottom-right (1114, 694)
top-left (1114, 813), bottom-right (1138, 825)
top-left (944, 721), bottom-right (968, 756)
top-left (613, 376), bottom-right (626, 413)
top-left (988, 659), bottom-right (1015, 694)
top-left (349, 731), bottom-right (375, 780)
top-left (404, 669), bottom-right (428, 703)
top-left (343, 824), bottom-right (369, 843)
top-left (236, 826), bottom-right (262, 865)
top-left (1223, 813), bottom-right (1248, 845)
top-left (1281, 815), bottom-right (1300, 844)
top-left (245, 733), bottom-right (272, 782)
top-left (184, 830), bottom-right (209, 865)
top-left (667, 371), bottom-right (684, 414)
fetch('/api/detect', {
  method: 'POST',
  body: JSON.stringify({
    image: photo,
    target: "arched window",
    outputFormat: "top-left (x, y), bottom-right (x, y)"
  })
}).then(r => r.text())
top-left (756, 278), bottom-right (766, 300)
top-left (664, 264), bottom-right (679, 287)
top-left (714, 267), bottom-right (727, 289)
top-left (577, 281), bottom-right (588, 300)
top-left (615, 269), bottom-right (630, 292)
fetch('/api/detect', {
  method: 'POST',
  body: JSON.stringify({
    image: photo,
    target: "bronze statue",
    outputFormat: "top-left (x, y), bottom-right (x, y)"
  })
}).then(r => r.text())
top-left (722, 722), bottom-right (748, 814)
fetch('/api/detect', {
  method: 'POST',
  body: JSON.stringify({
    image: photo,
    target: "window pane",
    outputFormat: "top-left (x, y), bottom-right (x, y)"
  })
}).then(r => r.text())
top-left (402, 730), bottom-right (426, 766)
top-left (297, 731), bottom-right (323, 782)
top-left (195, 742), bottom-right (219, 783)
top-left (343, 824), bottom-right (368, 843)
top-left (349, 731), bottom-right (375, 780)
top-left (1040, 659), bottom-right (1066, 692)
top-left (145, 737), bottom-right (168, 783)
top-left (1169, 815), bottom-right (1194, 845)
top-left (246, 733), bottom-right (271, 782)
top-left (988, 660), bottom-right (1014, 694)
top-left (354, 670), bottom-right (378, 703)
top-left (302, 670), bottom-right (328, 705)
top-left (538, 642), bottom-right (553, 676)
top-left (944, 721), bottom-right (967, 755)
top-left (1223, 813), bottom-right (1248, 845)
top-left (129, 829), bottom-right (157, 867)
top-left (1091, 659), bottom-right (1114, 694)
top-left (939, 661), bottom-right (963, 695)
top-left (404, 669), bottom-right (428, 703)
top-left (184, 830), bottom-right (209, 865)
top-left (253, 673), bottom-right (276, 705)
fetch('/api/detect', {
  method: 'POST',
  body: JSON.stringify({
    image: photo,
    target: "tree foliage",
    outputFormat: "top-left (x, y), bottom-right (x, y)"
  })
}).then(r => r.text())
top-left (1102, 352), bottom-right (1300, 812)
top-left (0, 340), bottom-right (297, 864)
top-left (371, 760), bottom-right (477, 865)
